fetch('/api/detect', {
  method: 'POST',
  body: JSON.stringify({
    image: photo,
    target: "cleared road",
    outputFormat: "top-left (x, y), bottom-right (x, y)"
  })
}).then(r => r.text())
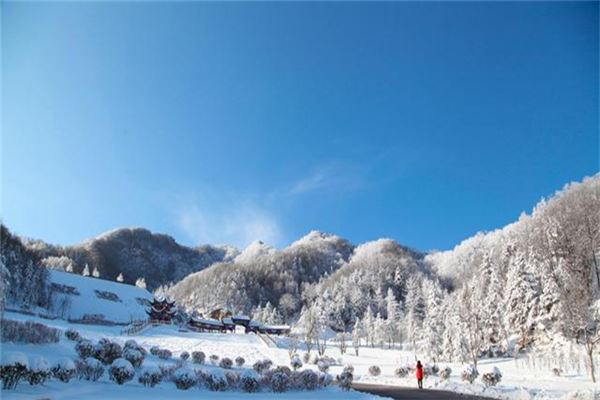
top-left (352, 382), bottom-right (492, 400)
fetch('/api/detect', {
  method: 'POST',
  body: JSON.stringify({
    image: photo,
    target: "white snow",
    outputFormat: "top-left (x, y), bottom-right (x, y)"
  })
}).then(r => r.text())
top-left (2, 351), bottom-right (29, 367)
top-left (30, 356), bottom-right (50, 372)
top-left (49, 270), bottom-right (153, 323)
top-left (234, 240), bottom-right (276, 264)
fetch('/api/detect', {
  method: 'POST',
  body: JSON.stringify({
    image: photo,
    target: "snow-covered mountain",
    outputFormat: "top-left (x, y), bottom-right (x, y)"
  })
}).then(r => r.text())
top-left (234, 240), bottom-right (277, 264)
top-left (167, 230), bottom-right (356, 318)
top-left (22, 228), bottom-right (238, 290)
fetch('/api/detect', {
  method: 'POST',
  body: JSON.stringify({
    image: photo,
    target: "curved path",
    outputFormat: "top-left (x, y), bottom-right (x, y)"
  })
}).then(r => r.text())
top-left (352, 382), bottom-right (492, 400)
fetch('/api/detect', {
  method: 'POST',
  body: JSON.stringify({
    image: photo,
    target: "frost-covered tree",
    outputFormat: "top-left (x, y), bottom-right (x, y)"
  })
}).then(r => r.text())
top-left (116, 273), bottom-right (124, 283)
top-left (92, 267), bottom-right (100, 278)
top-left (135, 277), bottom-right (147, 289)
top-left (82, 264), bottom-right (91, 277)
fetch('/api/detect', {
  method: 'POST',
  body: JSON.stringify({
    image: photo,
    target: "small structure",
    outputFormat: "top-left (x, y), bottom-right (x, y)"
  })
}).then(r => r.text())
top-left (188, 316), bottom-right (226, 333)
top-left (146, 296), bottom-right (175, 324)
top-left (259, 324), bottom-right (291, 335)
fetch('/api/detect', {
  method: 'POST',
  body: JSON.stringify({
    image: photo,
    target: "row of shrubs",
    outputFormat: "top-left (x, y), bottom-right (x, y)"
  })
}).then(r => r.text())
top-left (2, 320), bottom-right (61, 344)
top-left (1, 351), bottom-right (339, 393)
top-left (363, 362), bottom-right (502, 388)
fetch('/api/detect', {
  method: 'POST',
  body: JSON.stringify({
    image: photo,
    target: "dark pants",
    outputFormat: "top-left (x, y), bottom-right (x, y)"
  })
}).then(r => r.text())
top-left (418, 379), bottom-right (423, 389)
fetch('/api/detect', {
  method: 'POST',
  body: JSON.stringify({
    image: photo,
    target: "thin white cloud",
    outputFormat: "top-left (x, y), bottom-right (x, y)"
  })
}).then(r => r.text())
top-left (177, 202), bottom-right (282, 249)
top-left (288, 163), bottom-right (366, 196)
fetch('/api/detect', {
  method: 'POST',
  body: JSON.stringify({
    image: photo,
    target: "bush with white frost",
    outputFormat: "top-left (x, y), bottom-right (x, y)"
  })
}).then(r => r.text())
top-left (76, 358), bottom-right (104, 381)
top-left (75, 339), bottom-right (95, 359)
top-left (65, 328), bottom-right (82, 341)
top-left (482, 367), bottom-right (502, 387)
top-left (27, 356), bottom-right (50, 385)
top-left (219, 357), bottom-right (233, 369)
top-left (204, 368), bottom-right (228, 391)
top-left (440, 366), bottom-right (452, 380)
top-left (270, 371), bottom-right (290, 392)
top-left (150, 346), bottom-right (161, 356)
top-left (157, 349), bottom-right (172, 360)
top-left (317, 359), bottom-right (330, 373)
top-left (225, 370), bottom-right (240, 388)
top-left (180, 351), bottom-right (190, 361)
top-left (158, 363), bottom-right (177, 380)
top-left (173, 367), bottom-right (197, 390)
top-left (298, 369), bottom-right (319, 390)
top-left (209, 354), bottom-right (219, 365)
top-left (336, 370), bottom-right (353, 390)
top-left (192, 351), bottom-right (205, 364)
top-left (52, 358), bottom-right (76, 383)
top-left (109, 358), bottom-right (134, 385)
top-left (368, 365), bottom-right (381, 376)
top-left (235, 356), bottom-right (245, 367)
top-left (123, 348), bottom-right (144, 368)
top-left (138, 366), bottom-right (162, 387)
top-left (290, 355), bottom-right (302, 371)
top-left (1, 320), bottom-right (60, 344)
top-left (461, 364), bottom-right (479, 384)
top-left (95, 339), bottom-right (123, 365)
top-left (124, 339), bottom-right (147, 355)
top-left (253, 359), bottom-right (273, 374)
top-left (395, 366), bottom-right (408, 378)
top-left (1, 352), bottom-right (29, 389)
top-left (240, 369), bottom-right (260, 392)
top-left (343, 365), bottom-right (354, 374)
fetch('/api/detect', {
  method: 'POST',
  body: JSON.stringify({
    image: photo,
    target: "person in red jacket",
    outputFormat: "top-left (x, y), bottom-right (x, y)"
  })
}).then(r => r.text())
top-left (416, 360), bottom-right (424, 389)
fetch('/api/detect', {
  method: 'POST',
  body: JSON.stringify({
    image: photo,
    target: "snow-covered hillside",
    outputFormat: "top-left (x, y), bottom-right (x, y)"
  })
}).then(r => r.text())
top-left (48, 270), bottom-right (152, 323)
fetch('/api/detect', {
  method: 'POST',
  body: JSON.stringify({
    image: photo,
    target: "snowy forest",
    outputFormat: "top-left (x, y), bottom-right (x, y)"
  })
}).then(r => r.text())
top-left (167, 175), bottom-right (600, 365)
top-left (2, 174), bottom-right (599, 369)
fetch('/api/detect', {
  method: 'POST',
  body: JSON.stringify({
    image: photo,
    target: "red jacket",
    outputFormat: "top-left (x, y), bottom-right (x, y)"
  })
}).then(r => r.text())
top-left (416, 365), bottom-right (424, 380)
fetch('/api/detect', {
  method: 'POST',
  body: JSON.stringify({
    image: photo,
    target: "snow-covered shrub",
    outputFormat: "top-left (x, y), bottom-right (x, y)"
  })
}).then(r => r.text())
top-left (173, 367), bottom-right (197, 390)
top-left (270, 371), bottom-right (290, 392)
top-left (209, 354), bottom-right (219, 365)
top-left (395, 366), bottom-right (408, 378)
top-left (204, 368), bottom-right (227, 391)
top-left (298, 369), bottom-right (319, 390)
top-left (192, 351), bottom-right (205, 364)
top-left (318, 371), bottom-right (333, 387)
top-left (157, 349), bottom-right (172, 360)
top-left (150, 346), bottom-right (161, 356)
top-left (138, 366), bottom-right (162, 387)
top-left (52, 358), bottom-right (76, 383)
top-left (27, 356), bottom-right (50, 385)
top-left (158, 363), bottom-right (177, 380)
top-left (336, 370), bottom-right (353, 390)
top-left (219, 357), bottom-right (233, 369)
top-left (1, 352), bottom-right (29, 389)
top-left (240, 370), bottom-right (260, 392)
top-left (95, 339), bottom-right (123, 365)
top-left (427, 364), bottom-right (439, 376)
top-left (123, 348), bottom-right (144, 368)
top-left (343, 364), bottom-right (354, 374)
top-left (1, 320), bottom-right (60, 344)
top-left (461, 364), bottom-right (479, 384)
top-left (75, 339), bottom-right (95, 359)
top-left (180, 351), bottom-right (190, 362)
top-left (225, 370), bottom-right (240, 388)
top-left (235, 356), bottom-right (245, 367)
top-left (253, 359), bottom-right (273, 374)
top-left (65, 328), bottom-right (81, 341)
top-left (440, 366), bottom-right (452, 380)
top-left (482, 367), bottom-right (502, 387)
top-left (552, 367), bottom-right (562, 376)
top-left (368, 365), bottom-right (381, 376)
top-left (108, 358), bottom-right (134, 385)
top-left (317, 359), bottom-right (330, 373)
top-left (290, 355), bottom-right (302, 371)
top-left (124, 339), bottom-right (147, 356)
top-left (75, 358), bottom-right (104, 381)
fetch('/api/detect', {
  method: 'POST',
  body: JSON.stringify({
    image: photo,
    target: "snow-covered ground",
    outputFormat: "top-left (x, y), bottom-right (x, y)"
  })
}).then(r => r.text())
top-left (1, 311), bottom-right (378, 399)
top-left (2, 309), bottom-right (597, 399)
top-left (273, 335), bottom-right (598, 400)
top-left (47, 270), bottom-right (153, 323)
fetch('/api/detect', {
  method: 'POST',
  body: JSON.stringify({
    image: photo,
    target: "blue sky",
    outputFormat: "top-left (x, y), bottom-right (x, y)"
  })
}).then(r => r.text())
top-left (2, 1), bottom-right (598, 251)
